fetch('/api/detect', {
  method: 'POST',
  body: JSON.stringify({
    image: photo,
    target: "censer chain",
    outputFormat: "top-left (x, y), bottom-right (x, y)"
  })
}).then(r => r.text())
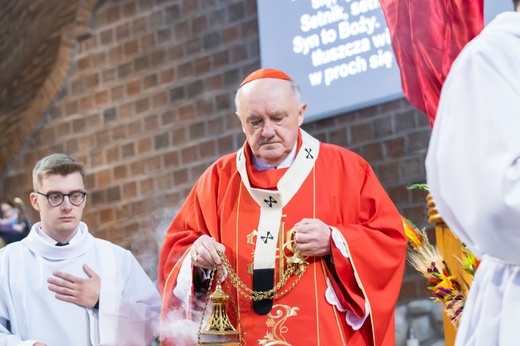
top-left (217, 251), bottom-right (307, 301)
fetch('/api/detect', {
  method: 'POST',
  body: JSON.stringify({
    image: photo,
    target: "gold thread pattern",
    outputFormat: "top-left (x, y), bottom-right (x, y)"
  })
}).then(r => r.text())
top-left (258, 304), bottom-right (299, 345)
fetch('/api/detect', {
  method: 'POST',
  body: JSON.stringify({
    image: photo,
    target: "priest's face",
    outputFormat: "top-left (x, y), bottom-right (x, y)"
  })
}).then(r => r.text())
top-left (30, 172), bottom-right (86, 240)
top-left (236, 79), bottom-right (306, 166)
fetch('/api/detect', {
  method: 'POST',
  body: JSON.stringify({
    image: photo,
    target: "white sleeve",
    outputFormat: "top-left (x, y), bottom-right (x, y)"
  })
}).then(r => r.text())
top-left (0, 250), bottom-right (39, 346)
top-left (426, 31), bottom-right (520, 262)
top-left (95, 243), bottom-right (161, 346)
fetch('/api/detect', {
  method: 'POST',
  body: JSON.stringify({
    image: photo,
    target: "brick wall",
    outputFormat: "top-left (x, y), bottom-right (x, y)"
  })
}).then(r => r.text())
top-left (1, 0), bottom-right (432, 300)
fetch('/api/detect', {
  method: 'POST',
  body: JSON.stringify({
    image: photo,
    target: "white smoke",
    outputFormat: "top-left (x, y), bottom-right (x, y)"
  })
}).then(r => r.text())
top-left (160, 308), bottom-right (201, 345)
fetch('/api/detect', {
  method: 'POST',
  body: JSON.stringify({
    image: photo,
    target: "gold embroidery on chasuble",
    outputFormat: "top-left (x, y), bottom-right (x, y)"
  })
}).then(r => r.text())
top-left (258, 304), bottom-right (299, 346)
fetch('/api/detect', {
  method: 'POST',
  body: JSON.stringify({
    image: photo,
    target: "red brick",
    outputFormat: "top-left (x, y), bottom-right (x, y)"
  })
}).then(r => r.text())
top-left (173, 168), bottom-right (188, 185)
top-left (123, 182), bottom-right (137, 199)
top-left (178, 104), bottom-right (194, 122)
top-left (174, 21), bottom-right (190, 40)
top-left (141, 33), bottom-right (155, 49)
top-left (199, 140), bottom-right (216, 158)
top-left (122, 143), bottom-right (135, 158)
top-left (106, 147), bottom-right (120, 162)
top-left (157, 28), bottom-right (171, 43)
top-left (160, 68), bottom-right (175, 84)
top-left (122, 2), bottom-right (136, 17)
top-left (100, 208), bottom-right (115, 223)
top-left (116, 205), bottom-right (132, 220)
top-left (217, 135), bottom-right (233, 155)
top-left (85, 73), bottom-right (100, 89)
top-left (161, 110), bottom-right (176, 125)
top-left (144, 114), bottom-right (159, 131)
top-left (108, 46), bottom-right (124, 63)
top-left (92, 52), bottom-right (106, 66)
top-left (103, 68), bottom-right (117, 83)
top-left (177, 62), bottom-right (193, 78)
top-left (56, 123), bottom-right (71, 137)
top-left (106, 6), bottom-right (121, 24)
top-left (379, 98), bottom-right (406, 113)
top-left (384, 137), bottom-right (405, 158)
top-left (130, 161), bottom-right (145, 175)
top-left (127, 120), bottom-right (142, 136)
top-left (113, 165), bottom-right (127, 180)
top-left (146, 156), bottom-right (161, 171)
top-left (99, 28), bottom-right (113, 45)
top-left (126, 79), bottom-right (141, 95)
top-left (192, 15), bottom-right (207, 35)
top-left (181, 145), bottom-right (198, 164)
top-left (144, 74), bottom-right (158, 89)
top-left (111, 125), bottom-right (126, 140)
top-left (157, 173), bottom-right (172, 190)
top-left (152, 92), bottom-right (167, 108)
top-left (163, 151), bottom-right (179, 168)
top-left (350, 122), bottom-right (373, 144)
top-left (124, 40), bottom-right (139, 56)
top-left (77, 57), bottom-right (91, 71)
top-left (138, 138), bottom-right (152, 154)
top-left (65, 101), bottom-right (78, 115)
top-left (205, 75), bottom-right (222, 91)
top-left (95, 91), bottom-right (109, 105)
top-left (111, 85), bottom-right (124, 101)
top-left (151, 50), bottom-right (165, 67)
top-left (360, 143), bottom-right (382, 161)
top-left (182, 0), bottom-right (198, 14)
top-left (231, 45), bottom-right (247, 62)
top-left (140, 178), bottom-right (154, 195)
top-left (96, 169), bottom-right (111, 187)
top-left (222, 27), bottom-right (239, 43)
top-left (79, 94), bottom-right (95, 111)
top-left (194, 57), bottom-right (211, 74)
top-left (119, 103), bottom-right (133, 118)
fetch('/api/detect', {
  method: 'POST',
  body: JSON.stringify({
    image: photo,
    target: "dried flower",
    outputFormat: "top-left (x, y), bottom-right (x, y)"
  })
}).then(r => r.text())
top-left (401, 217), bottom-right (466, 328)
top-left (461, 243), bottom-right (480, 276)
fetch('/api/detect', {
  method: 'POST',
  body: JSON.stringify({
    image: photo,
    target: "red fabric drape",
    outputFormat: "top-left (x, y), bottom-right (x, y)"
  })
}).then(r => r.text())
top-left (379, 0), bottom-right (484, 127)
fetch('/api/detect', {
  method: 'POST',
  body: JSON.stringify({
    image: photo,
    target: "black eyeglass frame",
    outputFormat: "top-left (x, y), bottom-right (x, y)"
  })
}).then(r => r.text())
top-left (36, 191), bottom-right (87, 207)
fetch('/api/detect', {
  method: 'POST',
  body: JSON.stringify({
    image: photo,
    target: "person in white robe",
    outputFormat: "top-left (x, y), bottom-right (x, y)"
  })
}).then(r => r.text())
top-left (426, 2), bottom-right (520, 345)
top-left (0, 153), bottom-right (161, 346)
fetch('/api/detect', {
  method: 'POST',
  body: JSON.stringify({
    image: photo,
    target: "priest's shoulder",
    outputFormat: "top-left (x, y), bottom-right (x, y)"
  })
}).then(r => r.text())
top-left (94, 237), bottom-right (135, 258)
top-left (0, 240), bottom-right (25, 264)
top-left (201, 151), bottom-right (238, 178)
top-left (0, 239), bottom-right (25, 252)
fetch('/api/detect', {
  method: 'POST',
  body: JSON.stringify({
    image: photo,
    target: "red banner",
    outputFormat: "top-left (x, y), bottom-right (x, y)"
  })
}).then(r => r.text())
top-left (379, 0), bottom-right (484, 127)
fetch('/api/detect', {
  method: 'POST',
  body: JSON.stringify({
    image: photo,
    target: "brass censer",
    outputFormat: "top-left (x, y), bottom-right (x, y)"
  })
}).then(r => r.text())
top-left (197, 228), bottom-right (308, 345)
top-left (197, 266), bottom-right (242, 346)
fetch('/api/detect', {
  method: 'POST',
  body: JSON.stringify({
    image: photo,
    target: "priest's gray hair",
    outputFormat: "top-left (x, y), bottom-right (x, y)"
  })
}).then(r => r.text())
top-left (32, 153), bottom-right (85, 190)
top-left (234, 79), bottom-right (302, 114)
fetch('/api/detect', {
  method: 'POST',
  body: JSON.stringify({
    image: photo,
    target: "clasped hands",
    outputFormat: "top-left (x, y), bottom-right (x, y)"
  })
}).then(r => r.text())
top-left (191, 218), bottom-right (332, 269)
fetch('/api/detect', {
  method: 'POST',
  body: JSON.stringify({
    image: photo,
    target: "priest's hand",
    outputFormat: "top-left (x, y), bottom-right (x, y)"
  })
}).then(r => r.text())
top-left (191, 235), bottom-right (226, 270)
top-left (47, 263), bottom-right (101, 308)
top-left (33, 343), bottom-right (47, 346)
top-left (294, 218), bottom-right (331, 257)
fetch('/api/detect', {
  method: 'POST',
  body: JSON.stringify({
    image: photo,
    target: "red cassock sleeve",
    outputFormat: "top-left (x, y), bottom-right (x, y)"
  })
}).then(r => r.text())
top-left (324, 159), bottom-right (407, 345)
top-left (158, 157), bottom-right (232, 316)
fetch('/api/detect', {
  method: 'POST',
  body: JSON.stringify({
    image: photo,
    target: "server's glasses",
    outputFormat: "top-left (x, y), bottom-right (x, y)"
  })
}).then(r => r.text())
top-left (36, 190), bottom-right (87, 207)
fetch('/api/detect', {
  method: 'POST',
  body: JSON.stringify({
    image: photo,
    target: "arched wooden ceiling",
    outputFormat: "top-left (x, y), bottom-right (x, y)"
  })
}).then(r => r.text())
top-left (0, 0), bottom-right (101, 176)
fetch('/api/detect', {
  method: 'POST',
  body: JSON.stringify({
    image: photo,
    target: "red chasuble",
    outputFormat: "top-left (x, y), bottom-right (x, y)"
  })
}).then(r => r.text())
top-left (159, 130), bottom-right (406, 345)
